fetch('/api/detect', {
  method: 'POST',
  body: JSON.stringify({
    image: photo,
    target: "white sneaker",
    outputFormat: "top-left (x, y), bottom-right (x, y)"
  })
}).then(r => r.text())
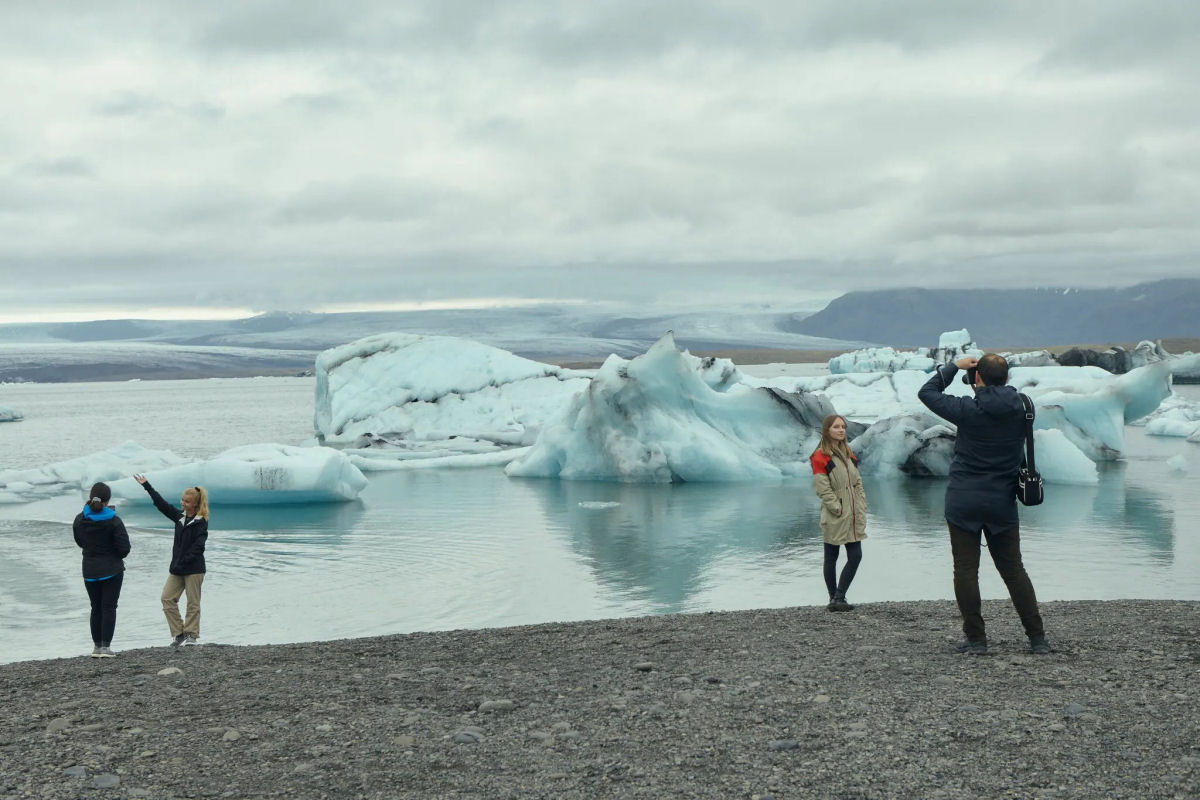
top-left (182, 634), bottom-right (199, 646)
top-left (89, 646), bottom-right (102, 658)
top-left (97, 647), bottom-right (116, 658)
top-left (170, 634), bottom-right (187, 647)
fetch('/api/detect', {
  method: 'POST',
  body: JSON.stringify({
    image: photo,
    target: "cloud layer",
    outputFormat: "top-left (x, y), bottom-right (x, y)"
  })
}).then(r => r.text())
top-left (2, 2), bottom-right (1198, 319)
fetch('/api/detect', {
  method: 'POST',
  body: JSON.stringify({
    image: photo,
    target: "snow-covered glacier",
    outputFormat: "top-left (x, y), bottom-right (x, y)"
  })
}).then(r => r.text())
top-left (313, 333), bottom-right (593, 448)
top-left (506, 333), bottom-right (834, 482)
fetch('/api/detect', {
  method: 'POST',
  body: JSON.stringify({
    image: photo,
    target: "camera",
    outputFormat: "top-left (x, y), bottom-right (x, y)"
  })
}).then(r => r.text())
top-left (960, 366), bottom-right (978, 385)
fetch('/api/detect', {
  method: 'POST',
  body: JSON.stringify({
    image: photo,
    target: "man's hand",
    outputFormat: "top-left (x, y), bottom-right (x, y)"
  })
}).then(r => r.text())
top-left (954, 357), bottom-right (979, 370)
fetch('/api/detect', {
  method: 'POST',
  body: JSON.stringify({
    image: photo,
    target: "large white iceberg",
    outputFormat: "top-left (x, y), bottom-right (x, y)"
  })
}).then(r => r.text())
top-left (506, 333), bottom-right (833, 482)
top-left (108, 443), bottom-right (367, 504)
top-left (0, 441), bottom-right (187, 504)
top-left (313, 333), bottom-right (593, 448)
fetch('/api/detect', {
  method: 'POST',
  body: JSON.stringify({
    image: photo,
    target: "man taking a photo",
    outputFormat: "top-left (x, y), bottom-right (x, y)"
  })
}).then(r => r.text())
top-left (918, 353), bottom-right (1051, 656)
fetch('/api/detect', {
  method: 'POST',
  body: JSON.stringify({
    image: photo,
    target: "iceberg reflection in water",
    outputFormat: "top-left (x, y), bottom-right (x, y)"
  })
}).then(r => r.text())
top-left (0, 380), bottom-right (1196, 665)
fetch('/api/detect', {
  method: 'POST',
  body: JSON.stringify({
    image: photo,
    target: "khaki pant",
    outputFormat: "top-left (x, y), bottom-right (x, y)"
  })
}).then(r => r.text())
top-left (161, 573), bottom-right (205, 639)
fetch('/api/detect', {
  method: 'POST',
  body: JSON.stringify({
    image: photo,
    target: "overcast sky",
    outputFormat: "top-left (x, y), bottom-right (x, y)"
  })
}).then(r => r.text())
top-left (1, 1), bottom-right (1198, 322)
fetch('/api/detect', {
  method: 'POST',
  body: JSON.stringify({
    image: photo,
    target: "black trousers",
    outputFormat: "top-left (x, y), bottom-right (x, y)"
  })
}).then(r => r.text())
top-left (823, 542), bottom-right (862, 599)
top-left (948, 523), bottom-right (1043, 641)
top-left (84, 573), bottom-right (124, 646)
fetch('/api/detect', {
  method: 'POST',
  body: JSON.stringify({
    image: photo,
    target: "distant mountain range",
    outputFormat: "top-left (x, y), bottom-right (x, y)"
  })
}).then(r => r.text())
top-left (2, 279), bottom-right (1196, 382)
top-left (787, 278), bottom-right (1200, 348)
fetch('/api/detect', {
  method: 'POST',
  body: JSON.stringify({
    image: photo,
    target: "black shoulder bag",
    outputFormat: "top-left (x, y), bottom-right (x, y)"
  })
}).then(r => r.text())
top-left (1016, 393), bottom-right (1044, 506)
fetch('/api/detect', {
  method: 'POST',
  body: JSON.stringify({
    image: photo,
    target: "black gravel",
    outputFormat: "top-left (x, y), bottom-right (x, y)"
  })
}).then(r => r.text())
top-left (1, 600), bottom-right (1198, 799)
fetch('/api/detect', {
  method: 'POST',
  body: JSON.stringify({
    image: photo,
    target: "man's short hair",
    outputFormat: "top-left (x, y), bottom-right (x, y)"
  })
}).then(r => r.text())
top-left (978, 353), bottom-right (1009, 386)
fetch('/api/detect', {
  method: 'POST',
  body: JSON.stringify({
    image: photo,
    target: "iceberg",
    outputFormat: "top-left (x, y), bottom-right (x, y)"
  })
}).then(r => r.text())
top-left (109, 444), bottom-right (367, 504)
top-left (828, 329), bottom-right (982, 375)
top-left (1143, 394), bottom-right (1200, 438)
top-left (1171, 352), bottom-right (1200, 384)
top-left (506, 333), bottom-right (833, 482)
top-left (851, 419), bottom-right (1097, 485)
top-left (0, 441), bottom-right (187, 504)
top-left (0, 405), bottom-right (21, 423)
top-left (829, 348), bottom-right (934, 375)
top-left (313, 333), bottom-right (593, 448)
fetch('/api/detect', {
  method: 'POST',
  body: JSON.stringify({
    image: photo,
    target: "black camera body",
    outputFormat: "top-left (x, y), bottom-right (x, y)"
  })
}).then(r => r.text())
top-left (960, 366), bottom-right (979, 386)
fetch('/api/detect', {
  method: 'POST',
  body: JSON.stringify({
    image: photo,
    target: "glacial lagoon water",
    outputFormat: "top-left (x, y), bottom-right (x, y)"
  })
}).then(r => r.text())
top-left (1, 376), bottom-right (1198, 664)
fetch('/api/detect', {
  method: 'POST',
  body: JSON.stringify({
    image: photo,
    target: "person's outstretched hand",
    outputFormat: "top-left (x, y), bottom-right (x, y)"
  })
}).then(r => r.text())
top-left (134, 474), bottom-right (147, 485)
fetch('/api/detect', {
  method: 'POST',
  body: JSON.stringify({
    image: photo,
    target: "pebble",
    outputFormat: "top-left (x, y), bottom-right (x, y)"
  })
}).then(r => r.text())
top-left (223, 729), bottom-right (241, 741)
top-left (93, 774), bottom-right (120, 789)
top-left (63, 766), bottom-right (86, 778)
top-left (768, 739), bottom-right (799, 751)
top-left (812, 695), bottom-right (831, 704)
top-left (452, 727), bottom-right (484, 744)
top-left (46, 718), bottom-right (71, 734)
top-left (633, 662), bottom-right (655, 672)
top-left (393, 734), bottom-right (415, 748)
top-left (157, 667), bottom-right (184, 677)
top-left (1064, 703), bottom-right (1086, 718)
top-left (478, 699), bottom-right (515, 712)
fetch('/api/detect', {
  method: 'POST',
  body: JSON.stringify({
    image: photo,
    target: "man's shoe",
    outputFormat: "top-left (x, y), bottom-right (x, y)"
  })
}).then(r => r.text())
top-left (182, 634), bottom-right (199, 646)
top-left (955, 638), bottom-right (988, 655)
top-left (1029, 636), bottom-right (1052, 655)
top-left (97, 647), bottom-right (116, 658)
top-left (169, 634), bottom-right (187, 648)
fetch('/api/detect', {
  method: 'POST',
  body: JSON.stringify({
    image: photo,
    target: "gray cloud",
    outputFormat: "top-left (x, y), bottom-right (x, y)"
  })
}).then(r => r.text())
top-left (0, 2), bottom-right (1198, 322)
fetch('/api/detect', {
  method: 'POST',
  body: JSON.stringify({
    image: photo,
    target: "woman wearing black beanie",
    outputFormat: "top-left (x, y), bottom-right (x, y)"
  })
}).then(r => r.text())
top-left (72, 482), bottom-right (131, 657)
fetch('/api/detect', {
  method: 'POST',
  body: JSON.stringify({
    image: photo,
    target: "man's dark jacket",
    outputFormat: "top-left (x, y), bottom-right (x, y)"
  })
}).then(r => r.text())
top-left (917, 364), bottom-right (1029, 534)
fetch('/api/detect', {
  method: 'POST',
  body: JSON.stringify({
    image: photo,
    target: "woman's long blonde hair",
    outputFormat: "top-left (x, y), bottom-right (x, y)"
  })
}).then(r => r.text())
top-left (183, 486), bottom-right (210, 520)
top-left (818, 414), bottom-right (853, 460)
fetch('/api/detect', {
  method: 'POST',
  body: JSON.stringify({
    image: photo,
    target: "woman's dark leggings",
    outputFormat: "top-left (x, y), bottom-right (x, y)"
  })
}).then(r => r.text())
top-left (84, 573), bottom-right (124, 645)
top-left (823, 542), bottom-right (862, 599)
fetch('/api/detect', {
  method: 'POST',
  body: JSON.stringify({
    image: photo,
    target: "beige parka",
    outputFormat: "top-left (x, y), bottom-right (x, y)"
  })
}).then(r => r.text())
top-left (810, 448), bottom-right (868, 545)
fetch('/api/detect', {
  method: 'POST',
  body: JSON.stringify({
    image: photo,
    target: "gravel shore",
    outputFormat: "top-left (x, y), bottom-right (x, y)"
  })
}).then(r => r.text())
top-left (2, 599), bottom-right (1197, 799)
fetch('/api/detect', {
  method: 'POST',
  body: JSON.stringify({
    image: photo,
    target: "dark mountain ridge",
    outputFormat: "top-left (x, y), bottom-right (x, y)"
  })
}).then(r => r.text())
top-left (788, 278), bottom-right (1200, 347)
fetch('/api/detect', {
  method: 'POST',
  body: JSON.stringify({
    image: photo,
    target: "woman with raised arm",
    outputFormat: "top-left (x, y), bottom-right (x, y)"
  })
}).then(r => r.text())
top-left (73, 482), bottom-right (131, 657)
top-left (810, 414), bottom-right (868, 611)
top-left (134, 474), bottom-right (209, 646)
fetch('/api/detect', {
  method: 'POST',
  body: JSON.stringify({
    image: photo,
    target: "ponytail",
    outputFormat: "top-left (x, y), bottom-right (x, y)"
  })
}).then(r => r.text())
top-left (88, 482), bottom-right (112, 513)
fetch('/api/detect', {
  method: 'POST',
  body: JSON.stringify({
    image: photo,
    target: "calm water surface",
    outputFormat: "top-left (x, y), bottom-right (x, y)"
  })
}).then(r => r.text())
top-left (1, 377), bottom-right (1197, 664)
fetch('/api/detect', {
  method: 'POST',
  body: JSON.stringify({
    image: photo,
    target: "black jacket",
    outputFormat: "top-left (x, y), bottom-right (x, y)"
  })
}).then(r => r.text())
top-left (918, 363), bottom-right (1028, 534)
top-left (73, 510), bottom-right (131, 580)
top-left (141, 481), bottom-right (208, 575)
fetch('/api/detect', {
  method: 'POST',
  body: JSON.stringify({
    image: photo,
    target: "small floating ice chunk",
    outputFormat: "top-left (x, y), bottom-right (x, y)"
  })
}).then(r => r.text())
top-left (578, 501), bottom-right (621, 510)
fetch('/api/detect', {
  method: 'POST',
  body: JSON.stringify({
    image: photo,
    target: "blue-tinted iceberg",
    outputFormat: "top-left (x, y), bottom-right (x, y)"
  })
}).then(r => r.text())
top-left (109, 444), bottom-right (367, 505)
top-left (506, 333), bottom-right (833, 482)
top-left (0, 405), bottom-right (21, 423)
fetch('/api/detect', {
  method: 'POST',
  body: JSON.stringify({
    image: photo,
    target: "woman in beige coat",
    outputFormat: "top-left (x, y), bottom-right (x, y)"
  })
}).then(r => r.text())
top-left (810, 414), bottom-right (867, 611)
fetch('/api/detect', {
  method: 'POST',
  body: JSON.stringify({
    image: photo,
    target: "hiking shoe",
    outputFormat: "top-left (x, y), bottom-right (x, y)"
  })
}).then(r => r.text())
top-left (90, 646), bottom-right (102, 658)
top-left (829, 594), bottom-right (855, 612)
top-left (169, 634), bottom-right (187, 648)
top-left (182, 634), bottom-right (199, 646)
top-left (1029, 636), bottom-right (1052, 655)
top-left (955, 639), bottom-right (988, 655)
top-left (97, 647), bottom-right (116, 658)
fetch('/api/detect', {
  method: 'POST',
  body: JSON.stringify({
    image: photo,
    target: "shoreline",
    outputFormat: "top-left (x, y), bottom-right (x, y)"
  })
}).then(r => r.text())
top-left (3, 599), bottom-right (1197, 798)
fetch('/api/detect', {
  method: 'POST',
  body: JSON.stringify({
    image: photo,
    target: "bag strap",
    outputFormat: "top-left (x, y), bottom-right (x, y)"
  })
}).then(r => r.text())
top-left (1019, 393), bottom-right (1036, 473)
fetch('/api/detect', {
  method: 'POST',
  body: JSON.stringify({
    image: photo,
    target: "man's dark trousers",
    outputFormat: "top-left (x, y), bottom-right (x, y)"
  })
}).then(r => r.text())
top-left (949, 522), bottom-right (1044, 642)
